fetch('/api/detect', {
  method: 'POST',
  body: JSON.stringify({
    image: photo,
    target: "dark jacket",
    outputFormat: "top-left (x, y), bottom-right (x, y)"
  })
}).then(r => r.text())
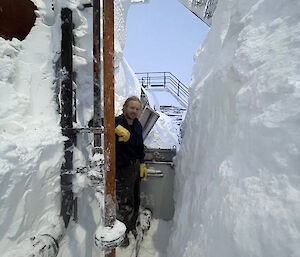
top-left (115, 114), bottom-right (145, 168)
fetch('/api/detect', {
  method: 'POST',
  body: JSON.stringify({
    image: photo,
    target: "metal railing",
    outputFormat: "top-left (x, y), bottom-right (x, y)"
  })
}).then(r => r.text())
top-left (136, 72), bottom-right (189, 107)
top-left (180, 0), bottom-right (218, 26)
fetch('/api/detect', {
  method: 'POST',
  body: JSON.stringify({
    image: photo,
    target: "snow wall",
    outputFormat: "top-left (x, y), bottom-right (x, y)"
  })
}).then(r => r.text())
top-left (0, 0), bottom-right (64, 255)
top-left (168, 0), bottom-right (300, 257)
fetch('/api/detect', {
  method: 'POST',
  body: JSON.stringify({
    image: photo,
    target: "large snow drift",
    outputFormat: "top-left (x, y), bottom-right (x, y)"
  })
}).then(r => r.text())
top-left (0, 1), bottom-right (64, 253)
top-left (168, 0), bottom-right (300, 256)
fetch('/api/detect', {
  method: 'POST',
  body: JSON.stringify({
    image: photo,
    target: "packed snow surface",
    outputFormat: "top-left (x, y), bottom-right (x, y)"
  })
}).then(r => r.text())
top-left (168, 0), bottom-right (300, 256)
top-left (116, 219), bottom-right (171, 257)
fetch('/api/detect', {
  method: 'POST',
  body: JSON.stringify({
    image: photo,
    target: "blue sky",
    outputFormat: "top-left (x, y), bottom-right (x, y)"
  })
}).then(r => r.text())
top-left (123, 0), bottom-right (209, 86)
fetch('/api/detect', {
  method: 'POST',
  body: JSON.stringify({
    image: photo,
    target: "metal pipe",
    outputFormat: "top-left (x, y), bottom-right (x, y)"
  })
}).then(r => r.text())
top-left (60, 7), bottom-right (75, 229)
top-left (103, 0), bottom-right (116, 256)
top-left (93, 0), bottom-right (102, 147)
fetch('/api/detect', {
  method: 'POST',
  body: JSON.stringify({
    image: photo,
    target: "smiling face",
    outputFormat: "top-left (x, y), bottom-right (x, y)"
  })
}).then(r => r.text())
top-left (123, 100), bottom-right (141, 124)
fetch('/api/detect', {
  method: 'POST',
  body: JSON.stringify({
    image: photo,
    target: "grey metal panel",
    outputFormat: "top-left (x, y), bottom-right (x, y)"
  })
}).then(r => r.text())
top-left (144, 148), bottom-right (176, 162)
top-left (139, 105), bottom-right (160, 140)
top-left (140, 160), bottom-right (175, 221)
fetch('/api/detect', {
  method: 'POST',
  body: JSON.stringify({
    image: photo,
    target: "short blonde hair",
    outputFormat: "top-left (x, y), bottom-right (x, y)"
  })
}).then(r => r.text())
top-left (122, 96), bottom-right (141, 113)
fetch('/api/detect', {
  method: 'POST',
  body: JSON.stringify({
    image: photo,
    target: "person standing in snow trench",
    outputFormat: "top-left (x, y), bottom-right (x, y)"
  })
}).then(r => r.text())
top-left (115, 96), bottom-right (147, 247)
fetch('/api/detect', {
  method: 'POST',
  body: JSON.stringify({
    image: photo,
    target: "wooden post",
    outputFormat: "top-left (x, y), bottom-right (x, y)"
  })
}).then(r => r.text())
top-left (93, 0), bottom-right (116, 254)
top-left (103, 0), bottom-right (116, 256)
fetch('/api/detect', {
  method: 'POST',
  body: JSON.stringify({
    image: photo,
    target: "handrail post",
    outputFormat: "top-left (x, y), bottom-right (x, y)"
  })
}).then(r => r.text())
top-left (142, 77), bottom-right (144, 88)
top-left (134, 72), bottom-right (189, 108)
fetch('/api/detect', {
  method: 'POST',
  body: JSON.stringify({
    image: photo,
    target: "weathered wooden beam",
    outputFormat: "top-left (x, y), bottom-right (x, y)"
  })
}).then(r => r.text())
top-left (103, 0), bottom-right (116, 256)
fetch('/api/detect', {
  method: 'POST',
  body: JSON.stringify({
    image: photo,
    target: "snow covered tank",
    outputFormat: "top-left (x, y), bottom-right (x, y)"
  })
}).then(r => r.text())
top-left (138, 98), bottom-right (177, 221)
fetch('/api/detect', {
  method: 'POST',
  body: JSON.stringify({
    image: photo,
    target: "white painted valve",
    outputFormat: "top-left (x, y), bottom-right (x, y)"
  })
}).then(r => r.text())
top-left (94, 219), bottom-right (126, 250)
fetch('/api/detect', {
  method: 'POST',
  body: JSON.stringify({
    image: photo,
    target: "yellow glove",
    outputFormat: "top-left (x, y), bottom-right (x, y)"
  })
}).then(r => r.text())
top-left (115, 125), bottom-right (130, 142)
top-left (140, 163), bottom-right (147, 180)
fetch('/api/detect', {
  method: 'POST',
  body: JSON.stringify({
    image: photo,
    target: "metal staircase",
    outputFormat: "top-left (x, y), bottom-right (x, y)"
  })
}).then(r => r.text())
top-left (136, 72), bottom-right (189, 139)
top-left (179, 0), bottom-right (219, 26)
top-left (159, 105), bottom-right (186, 127)
top-left (136, 72), bottom-right (189, 107)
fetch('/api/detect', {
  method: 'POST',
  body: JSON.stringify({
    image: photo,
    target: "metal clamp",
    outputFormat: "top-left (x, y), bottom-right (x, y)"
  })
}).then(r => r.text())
top-left (62, 127), bottom-right (104, 134)
top-left (78, 3), bottom-right (93, 10)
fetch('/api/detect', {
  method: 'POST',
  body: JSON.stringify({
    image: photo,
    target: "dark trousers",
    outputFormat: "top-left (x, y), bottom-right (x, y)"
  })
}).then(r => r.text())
top-left (116, 161), bottom-right (140, 233)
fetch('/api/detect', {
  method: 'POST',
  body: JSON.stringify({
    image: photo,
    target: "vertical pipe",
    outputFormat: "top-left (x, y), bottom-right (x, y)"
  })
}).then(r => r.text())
top-left (103, 0), bottom-right (116, 256)
top-left (60, 8), bottom-right (74, 228)
top-left (93, 0), bottom-right (102, 147)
